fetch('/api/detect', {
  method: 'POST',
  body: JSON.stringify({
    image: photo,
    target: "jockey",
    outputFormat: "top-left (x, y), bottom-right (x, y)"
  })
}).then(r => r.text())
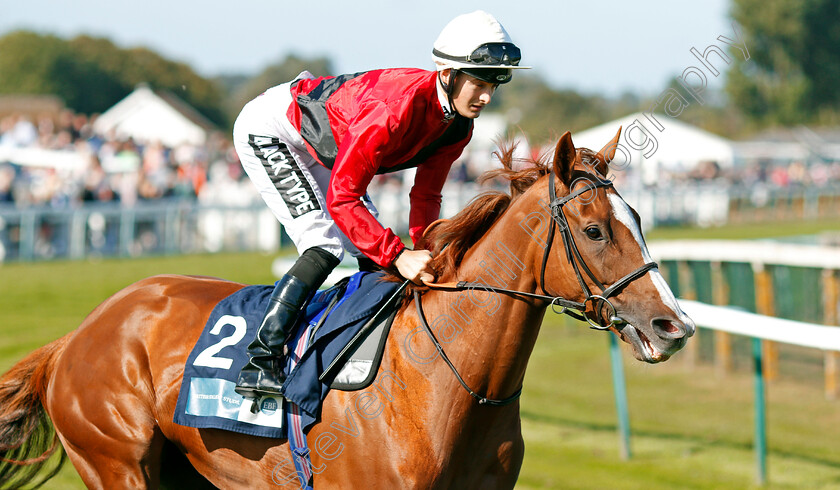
top-left (233, 10), bottom-right (529, 400)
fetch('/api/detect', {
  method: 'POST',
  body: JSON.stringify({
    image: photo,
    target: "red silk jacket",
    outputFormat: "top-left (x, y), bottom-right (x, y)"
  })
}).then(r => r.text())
top-left (287, 68), bottom-right (473, 267)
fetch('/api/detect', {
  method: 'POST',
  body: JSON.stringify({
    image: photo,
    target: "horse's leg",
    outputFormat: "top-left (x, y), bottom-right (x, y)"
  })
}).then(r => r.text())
top-left (49, 390), bottom-right (164, 489)
top-left (158, 438), bottom-right (217, 489)
top-left (467, 417), bottom-right (525, 490)
top-left (56, 428), bottom-right (164, 489)
top-left (476, 436), bottom-right (524, 489)
top-left (46, 322), bottom-right (165, 488)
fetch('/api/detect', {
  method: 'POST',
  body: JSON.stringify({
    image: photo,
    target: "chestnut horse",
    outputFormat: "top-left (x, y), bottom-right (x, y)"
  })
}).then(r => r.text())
top-left (0, 130), bottom-right (694, 489)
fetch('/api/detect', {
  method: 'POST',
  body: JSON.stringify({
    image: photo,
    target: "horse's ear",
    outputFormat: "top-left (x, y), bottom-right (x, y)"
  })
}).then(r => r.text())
top-left (553, 131), bottom-right (576, 185)
top-left (593, 126), bottom-right (622, 177)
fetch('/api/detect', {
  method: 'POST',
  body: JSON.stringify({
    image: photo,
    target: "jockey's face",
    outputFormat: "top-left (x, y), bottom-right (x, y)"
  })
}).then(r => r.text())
top-left (448, 71), bottom-right (497, 119)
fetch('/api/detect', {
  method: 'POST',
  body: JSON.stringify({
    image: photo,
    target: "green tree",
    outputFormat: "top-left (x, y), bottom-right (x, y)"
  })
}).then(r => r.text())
top-left (495, 73), bottom-right (636, 146)
top-left (0, 31), bottom-right (226, 126)
top-left (656, 76), bottom-right (748, 138)
top-left (68, 35), bottom-right (225, 125)
top-left (0, 31), bottom-right (122, 112)
top-left (726, 0), bottom-right (840, 125)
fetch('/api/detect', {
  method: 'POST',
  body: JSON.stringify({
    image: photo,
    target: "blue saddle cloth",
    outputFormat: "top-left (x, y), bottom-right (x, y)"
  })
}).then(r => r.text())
top-left (173, 271), bottom-right (402, 438)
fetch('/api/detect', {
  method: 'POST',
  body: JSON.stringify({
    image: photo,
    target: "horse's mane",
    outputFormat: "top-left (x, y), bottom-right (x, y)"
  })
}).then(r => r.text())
top-left (425, 144), bottom-right (557, 278)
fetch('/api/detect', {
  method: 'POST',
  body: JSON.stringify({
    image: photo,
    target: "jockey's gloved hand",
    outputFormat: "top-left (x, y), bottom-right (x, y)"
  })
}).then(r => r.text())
top-left (394, 249), bottom-right (435, 285)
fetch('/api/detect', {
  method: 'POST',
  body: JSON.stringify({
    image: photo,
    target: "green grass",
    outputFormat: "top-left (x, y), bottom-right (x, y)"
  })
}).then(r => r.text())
top-left (0, 253), bottom-right (279, 373)
top-left (646, 218), bottom-right (840, 241)
top-left (0, 253), bottom-right (281, 490)
top-left (2, 219), bottom-right (840, 488)
top-left (517, 320), bottom-right (840, 489)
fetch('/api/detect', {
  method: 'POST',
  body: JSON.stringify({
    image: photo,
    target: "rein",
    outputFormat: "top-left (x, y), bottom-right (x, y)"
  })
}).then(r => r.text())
top-left (413, 171), bottom-right (658, 407)
top-left (413, 289), bottom-right (521, 406)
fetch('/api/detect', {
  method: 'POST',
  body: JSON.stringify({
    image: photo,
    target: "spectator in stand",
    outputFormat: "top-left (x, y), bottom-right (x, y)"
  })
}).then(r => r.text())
top-left (82, 156), bottom-right (117, 203)
top-left (0, 115), bottom-right (38, 148)
top-left (0, 165), bottom-right (15, 203)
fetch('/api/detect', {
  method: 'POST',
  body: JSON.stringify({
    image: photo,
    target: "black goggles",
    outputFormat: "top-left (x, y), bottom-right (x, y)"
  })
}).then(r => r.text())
top-left (468, 43), bottom-right (521, 66)
top-left (434, 42), bottom-right (522, 67)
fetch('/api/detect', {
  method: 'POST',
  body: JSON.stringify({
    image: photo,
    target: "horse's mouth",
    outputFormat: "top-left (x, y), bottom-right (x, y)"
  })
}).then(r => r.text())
top-left (619, 324), bottom-right (670, 363)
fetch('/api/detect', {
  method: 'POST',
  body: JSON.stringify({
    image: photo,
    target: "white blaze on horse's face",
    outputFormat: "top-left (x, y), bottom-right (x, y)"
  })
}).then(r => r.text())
top-left (607, 193), bottom-right (696, 358)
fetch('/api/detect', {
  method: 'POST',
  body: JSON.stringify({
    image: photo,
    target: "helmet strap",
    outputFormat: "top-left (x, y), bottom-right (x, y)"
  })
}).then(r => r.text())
top-left (438, 69), bottom-right (458, 120)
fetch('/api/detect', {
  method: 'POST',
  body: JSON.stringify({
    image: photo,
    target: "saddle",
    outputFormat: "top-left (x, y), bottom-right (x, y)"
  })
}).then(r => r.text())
top-left (291, 273), bottom-right (406, 392)
top-left (173, 271), bottom-right (405, 438)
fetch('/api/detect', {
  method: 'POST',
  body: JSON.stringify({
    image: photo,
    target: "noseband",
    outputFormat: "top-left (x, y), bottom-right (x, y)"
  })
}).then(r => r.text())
top-left (414, 170), bottom-right (658, 406)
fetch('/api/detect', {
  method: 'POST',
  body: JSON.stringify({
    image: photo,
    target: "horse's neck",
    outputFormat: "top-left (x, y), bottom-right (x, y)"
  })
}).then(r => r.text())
top-left (426, 198), bottom-right (547, 402)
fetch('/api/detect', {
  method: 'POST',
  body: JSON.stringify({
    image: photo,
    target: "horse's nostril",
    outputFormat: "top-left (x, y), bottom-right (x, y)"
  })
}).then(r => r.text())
top-left (651, 318), bottom-right (685, 339)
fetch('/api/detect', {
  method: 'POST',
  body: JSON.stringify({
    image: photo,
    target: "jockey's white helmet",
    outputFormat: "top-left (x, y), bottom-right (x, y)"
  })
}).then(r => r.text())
top-left (432, 10), bottom-right (530, 84)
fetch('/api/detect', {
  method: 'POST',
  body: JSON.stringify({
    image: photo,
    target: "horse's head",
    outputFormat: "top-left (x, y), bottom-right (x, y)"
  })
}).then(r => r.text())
top-left (538, 129), bottom-right (695, 362)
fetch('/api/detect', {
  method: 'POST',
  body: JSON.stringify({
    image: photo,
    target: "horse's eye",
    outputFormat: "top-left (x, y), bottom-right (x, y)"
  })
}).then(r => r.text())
top-left (584, 226), bottom-right (603, 240)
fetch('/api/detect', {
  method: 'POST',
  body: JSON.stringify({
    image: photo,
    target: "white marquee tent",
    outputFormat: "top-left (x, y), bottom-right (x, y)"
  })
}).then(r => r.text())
top-left (92, 84), bottom-right (216, 148)
top-left (571, 112), bottom-right (736, 182)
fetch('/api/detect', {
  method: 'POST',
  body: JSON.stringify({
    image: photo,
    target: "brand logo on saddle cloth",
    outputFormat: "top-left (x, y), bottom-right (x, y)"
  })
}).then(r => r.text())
top-left (249, 135), bottom-right (321, 218)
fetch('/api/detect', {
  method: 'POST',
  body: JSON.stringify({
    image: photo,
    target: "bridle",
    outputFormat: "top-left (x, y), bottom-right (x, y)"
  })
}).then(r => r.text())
top-left (413, 170), bottom-right (658, 406)
top-left (539, 171), bottom-right (658, 329)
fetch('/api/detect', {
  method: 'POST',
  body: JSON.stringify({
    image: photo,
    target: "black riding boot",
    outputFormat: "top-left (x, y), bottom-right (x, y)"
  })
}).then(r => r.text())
top-left (234, 274), bottom-right (311, 398)
top-left (234, 247), bottom-right (340, 400)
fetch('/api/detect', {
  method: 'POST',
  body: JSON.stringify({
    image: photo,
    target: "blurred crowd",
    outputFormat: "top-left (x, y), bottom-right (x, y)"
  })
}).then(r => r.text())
top-left (3, 108), bottom-right (840, 262)
top-left (0, 110), bottom-right (254, 209)
top-left (2, 109), bottom-right (840, 213)
top-left (0, 109), bottom-right (492, 213)
top-left (677, 158), bottom-right (840, 189)
top-left (579, 153), bottom-right (840, 193)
